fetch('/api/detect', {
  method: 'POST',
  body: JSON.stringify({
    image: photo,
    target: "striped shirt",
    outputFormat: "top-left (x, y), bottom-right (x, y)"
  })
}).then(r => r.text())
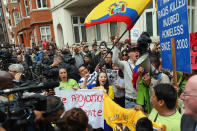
top-left (78, 71), bottom-right (98, 89)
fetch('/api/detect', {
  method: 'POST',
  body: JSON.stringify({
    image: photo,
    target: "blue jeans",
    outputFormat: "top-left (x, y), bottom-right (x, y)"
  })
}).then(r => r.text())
top-left (125, 99), bottom-right (136, 108)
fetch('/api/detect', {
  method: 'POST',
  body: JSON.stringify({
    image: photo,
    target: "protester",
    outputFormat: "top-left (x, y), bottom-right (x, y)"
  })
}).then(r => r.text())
top-left (113, 42), bottom-right (139, 108)
top-left (136, 117), bottom-right (153, 131)
top-left (58, 68), bottom-right (79, 90)
top-left (82, 45), bottom-right (90, 56)
top-left (149, 84), bottom-right (181, 131)
top-left (121, 49), bottom-right (129, 61)
top-left (83, 54), bottom-right (94, 73)
top-left (112, 64), bottom-right (125, 107)
top-left (78, 64), bottom-right (99, 89)
top-left (81, 40), bottom-right (87, 48)
top-left (73, 44), bottom-right (84, 68)
top-left (136, 72), bottom-right (151, 114)
top-left (42, 38), bottom-right (49, 50)
top-left (91, 42), bottom-right (98, 59)
top-left (35, 46), bottom-right (43, 64)
top-left (93, 43), bottom-right (108, 67)
top-left (95, 71), bottom-right (114, 99)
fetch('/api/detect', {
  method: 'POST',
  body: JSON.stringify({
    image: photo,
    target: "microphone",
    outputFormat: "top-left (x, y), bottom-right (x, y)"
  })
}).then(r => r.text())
top-left (0, 82), bottom-right (59, 95)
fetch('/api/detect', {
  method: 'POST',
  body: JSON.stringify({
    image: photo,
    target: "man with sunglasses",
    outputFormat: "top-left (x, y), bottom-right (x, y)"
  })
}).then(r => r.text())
top-left (180, 75), bottom-right (197, 131)
top-left (113, 42), bottom-right (140, 108)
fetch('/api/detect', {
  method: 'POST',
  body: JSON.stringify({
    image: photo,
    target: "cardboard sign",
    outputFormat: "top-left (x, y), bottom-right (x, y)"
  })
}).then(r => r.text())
top-left (157, 0), bottom-right (191, 73)
top-left (190, 32), bottom-right (197, 69)
top-left (55, 89), bottom-right (104, 129)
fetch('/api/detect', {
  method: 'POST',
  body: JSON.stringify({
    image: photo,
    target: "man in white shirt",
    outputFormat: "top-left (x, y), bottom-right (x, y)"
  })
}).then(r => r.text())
top-left (113, 43), bottom-right (139, 108)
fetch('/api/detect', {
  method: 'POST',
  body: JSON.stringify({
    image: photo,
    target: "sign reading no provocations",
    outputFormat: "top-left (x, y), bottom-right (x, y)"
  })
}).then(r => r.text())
top-left (55, 89), bottom-right (104, 129)
top-left (157, 0), bottom-right (191, 73)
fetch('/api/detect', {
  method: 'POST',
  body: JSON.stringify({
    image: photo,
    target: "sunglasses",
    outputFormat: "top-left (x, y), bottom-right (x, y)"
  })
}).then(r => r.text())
top-left (122, 54), bottom-right (128, 56)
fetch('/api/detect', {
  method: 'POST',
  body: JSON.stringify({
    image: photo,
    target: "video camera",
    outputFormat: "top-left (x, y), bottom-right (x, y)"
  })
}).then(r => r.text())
top-left (0, 81), bottom-right (59, 131)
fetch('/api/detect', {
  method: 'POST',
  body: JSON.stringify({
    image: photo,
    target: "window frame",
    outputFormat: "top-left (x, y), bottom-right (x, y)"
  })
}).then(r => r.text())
top-left (95, 24), bottom-right (101, 41)
top-left (39, 26), bottom-right (51, 42)
top-left (72, 16), bottom-right (87, 43)
top-left (143, 1), bottom-right (158, 37)
top-left (36, 0), bottom-right (47, 9)
top-left (13, 12), bottom-right (20, 25)
top-left (187, 0), bottom-right (195, 33)
top-left (11, 0), bottom-right (17, 3)
top-left (24, 0), bottom-right (29, 17)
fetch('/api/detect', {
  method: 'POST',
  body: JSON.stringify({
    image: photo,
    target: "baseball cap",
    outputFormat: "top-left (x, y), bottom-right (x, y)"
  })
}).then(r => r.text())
top-left (128, 44), bottom-right (139, 52)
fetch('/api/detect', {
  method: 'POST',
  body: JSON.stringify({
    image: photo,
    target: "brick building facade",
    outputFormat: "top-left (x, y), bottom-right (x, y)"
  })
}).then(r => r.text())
top-left (17, 0), bottom-right (55, 47)
top-left (1, 0), bottom-right (55, 47)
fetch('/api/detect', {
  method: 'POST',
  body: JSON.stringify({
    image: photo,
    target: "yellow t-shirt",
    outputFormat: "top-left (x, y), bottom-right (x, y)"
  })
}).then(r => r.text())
top-left (93, 86), bottom-right (114, 99)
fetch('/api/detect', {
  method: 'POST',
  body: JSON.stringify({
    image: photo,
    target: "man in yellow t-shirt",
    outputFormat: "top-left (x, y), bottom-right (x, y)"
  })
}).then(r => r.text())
top-left (148, 84), bottom-right (181, 131)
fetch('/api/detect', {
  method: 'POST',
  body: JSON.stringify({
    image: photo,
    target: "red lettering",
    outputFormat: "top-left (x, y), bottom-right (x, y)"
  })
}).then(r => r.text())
top-left (71, 95), bottom-right (77, 102)
top-left (62, 98), bottom-right (67, 103)
top-left (97, 110), bottom-right (102, 116)
top-left (86, 95), bottom-right (92, 102)
top-left (92, 109), bottom-right (96, 117)
top-left (78, 94), bottom-right (83, 102)
top-left (84, 109), bottom-right (103, 117)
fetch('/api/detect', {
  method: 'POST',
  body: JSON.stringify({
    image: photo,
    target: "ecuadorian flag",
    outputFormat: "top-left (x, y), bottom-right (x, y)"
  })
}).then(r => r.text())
top-left (85, 0), bottom-right (153, 30)
top-left (103, 93), bottom-right (166, 131)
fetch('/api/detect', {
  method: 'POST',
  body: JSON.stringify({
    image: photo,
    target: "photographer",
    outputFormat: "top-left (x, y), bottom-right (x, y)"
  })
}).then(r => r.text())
top-left (8, 64), bottom-right (25, 84)
top-left (0, 95), bottom-right (65, 131)
top-left (32, 96), bottom-right (65, 131)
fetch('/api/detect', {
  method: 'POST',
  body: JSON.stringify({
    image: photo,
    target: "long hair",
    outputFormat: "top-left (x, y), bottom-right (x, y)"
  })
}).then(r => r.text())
top-left (96, 72), bottom-right (109, 93)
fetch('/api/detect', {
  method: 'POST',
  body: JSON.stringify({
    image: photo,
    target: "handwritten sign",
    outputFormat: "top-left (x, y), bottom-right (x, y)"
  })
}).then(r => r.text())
top-left (157, 0), bottom-right (191, 73)
top-left (190, 32), bottom-right (197, 69)
top-left (55, 89), bottom-right (104, 129)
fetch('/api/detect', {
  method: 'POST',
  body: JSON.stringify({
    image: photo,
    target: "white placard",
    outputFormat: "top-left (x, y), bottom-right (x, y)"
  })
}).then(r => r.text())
top-left (55, 89), bottom-right (104, 129)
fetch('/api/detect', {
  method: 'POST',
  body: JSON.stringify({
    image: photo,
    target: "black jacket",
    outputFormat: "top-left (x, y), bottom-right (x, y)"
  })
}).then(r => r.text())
top-left (181, 114), bottom-right (196, 131)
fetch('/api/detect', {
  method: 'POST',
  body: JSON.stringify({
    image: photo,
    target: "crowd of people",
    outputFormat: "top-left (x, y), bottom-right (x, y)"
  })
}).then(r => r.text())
top-left (0, 32), bottom-right (197, 131)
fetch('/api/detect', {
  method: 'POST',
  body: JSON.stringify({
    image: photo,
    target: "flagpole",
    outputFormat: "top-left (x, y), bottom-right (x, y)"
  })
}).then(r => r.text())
top-left (99, 29), bottom-right (128, 65)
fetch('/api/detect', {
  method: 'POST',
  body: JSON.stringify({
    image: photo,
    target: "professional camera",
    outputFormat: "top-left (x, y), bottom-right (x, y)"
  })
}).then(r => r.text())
top-left (0, 81), bottom-right (59, 131)
top-left (0, 95), bottom-right (47, 131)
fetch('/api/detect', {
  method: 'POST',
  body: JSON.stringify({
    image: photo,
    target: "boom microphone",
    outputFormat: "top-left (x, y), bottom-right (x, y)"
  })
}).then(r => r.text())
top-left (0, 82), bottom-right (59, 95)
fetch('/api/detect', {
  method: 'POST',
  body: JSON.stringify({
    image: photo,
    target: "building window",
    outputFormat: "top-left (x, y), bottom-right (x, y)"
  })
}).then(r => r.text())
top-left (144, 1), bottom-right (158, 36)
top-left (29, 0), bottom-right (32, 12)
top-left (13, 12), bottom-right (20, 25)
top-left (40, 26), bottom-right (51, 42)
top-left (72, 16), bottom-right (87, 43)
top-left (110, 22), bottom-right (117, 36)
top-left (19, 2), bottom-right (23, 18)
top-left (96, 25), bottom-right (101, 41)
top-left (188, 0), bottom-right (195, 33)
top-left (24, 0), bottom-right (29, 16)
top-left (34, 28), bottom-right (38, 45)
top-left (36, 0), bottom-right (47, 8)
top-left (11, 0), bottom-right (17, 3)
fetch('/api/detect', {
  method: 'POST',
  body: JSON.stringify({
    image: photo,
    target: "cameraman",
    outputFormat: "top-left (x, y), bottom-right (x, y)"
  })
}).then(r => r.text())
top-left (32, 96), bottom-right (65, 131)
